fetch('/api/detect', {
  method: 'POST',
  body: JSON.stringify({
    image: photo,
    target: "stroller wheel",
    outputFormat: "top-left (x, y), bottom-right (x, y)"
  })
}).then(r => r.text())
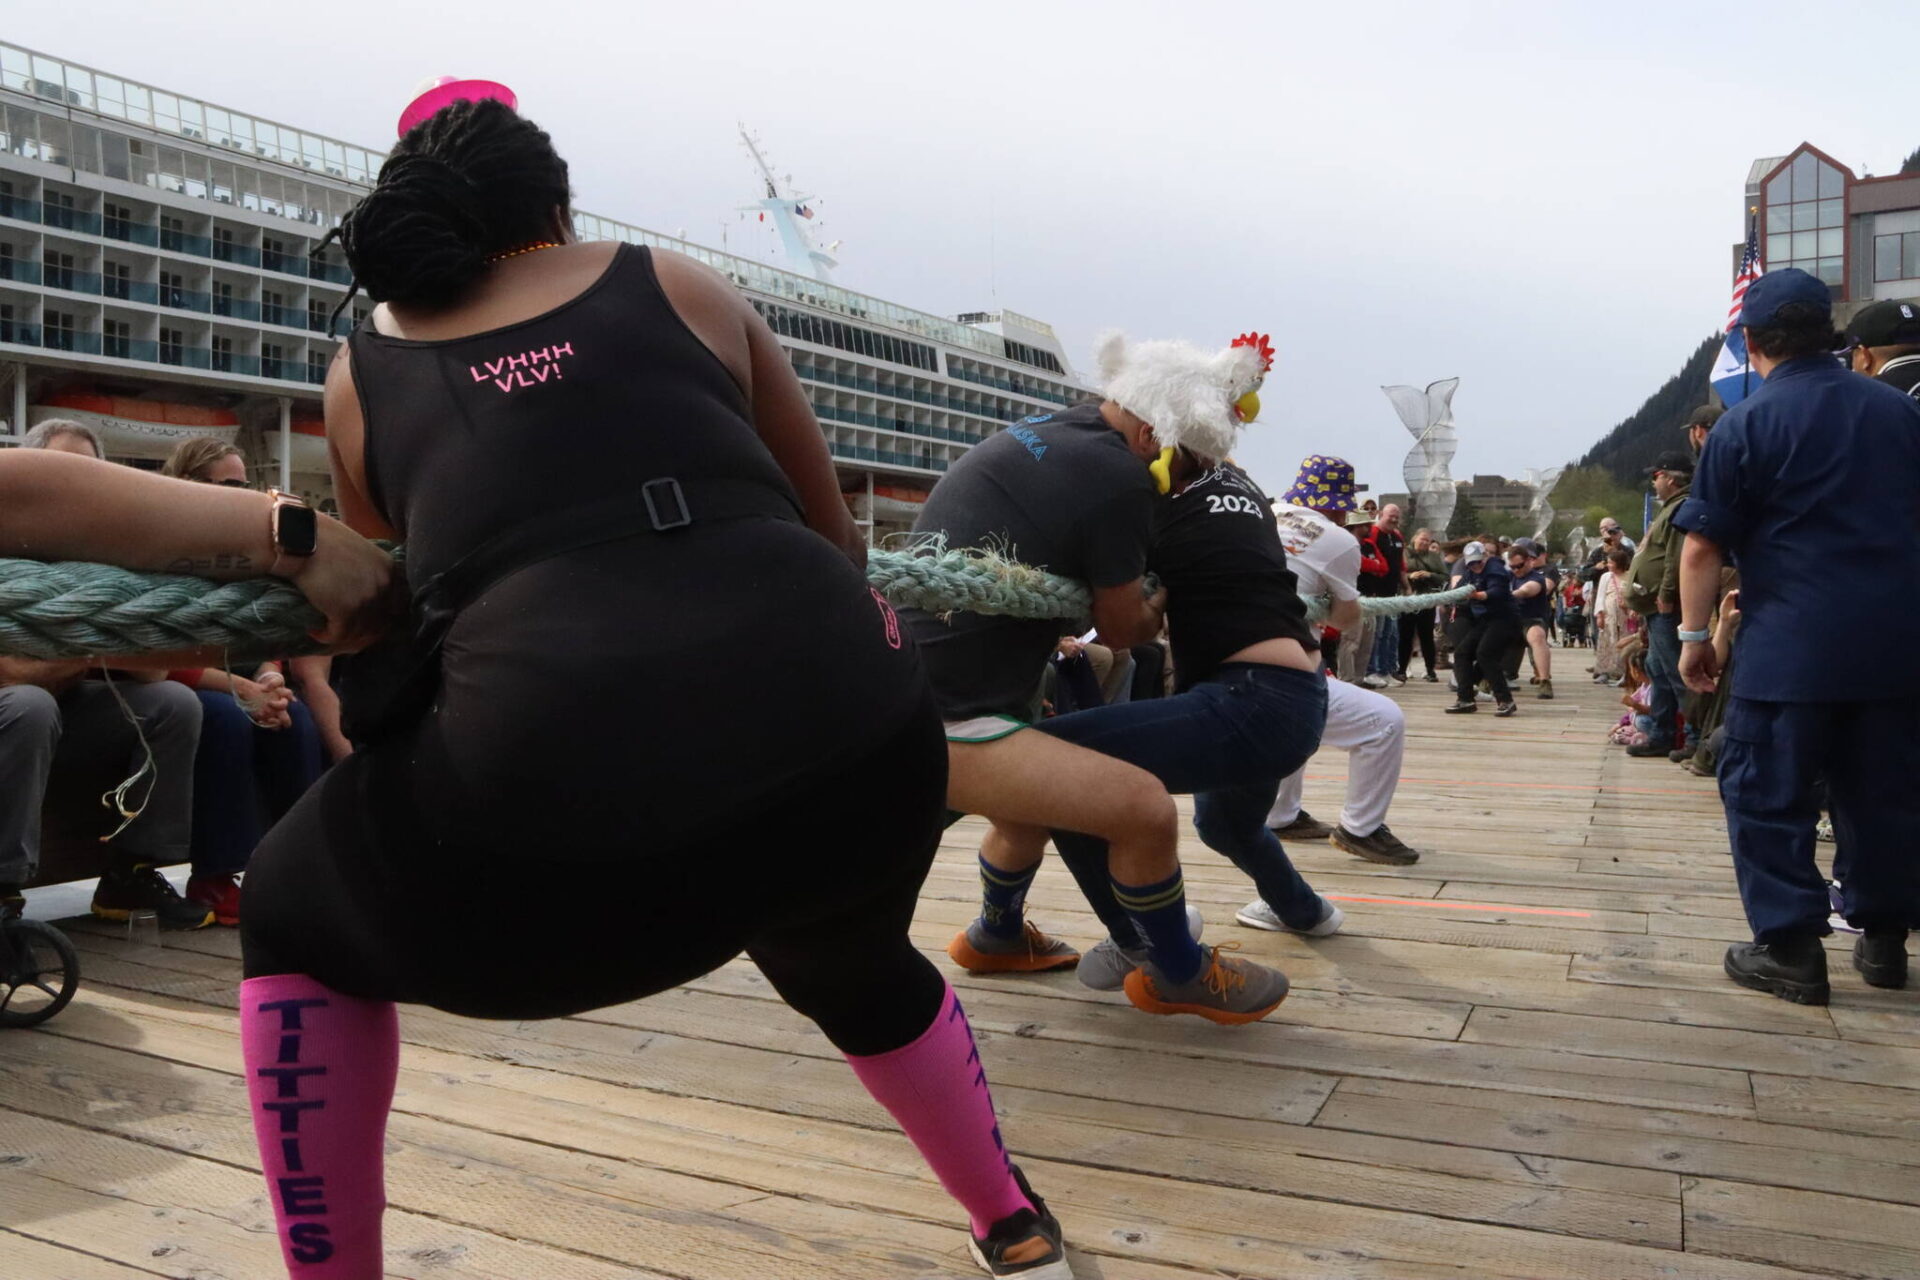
top-left (0, 918), bottom-right (81, 1028)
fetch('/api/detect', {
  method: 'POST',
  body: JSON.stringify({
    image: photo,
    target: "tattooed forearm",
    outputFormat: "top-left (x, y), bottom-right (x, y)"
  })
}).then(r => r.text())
top-left (165, 553), bottom-right (254, 574)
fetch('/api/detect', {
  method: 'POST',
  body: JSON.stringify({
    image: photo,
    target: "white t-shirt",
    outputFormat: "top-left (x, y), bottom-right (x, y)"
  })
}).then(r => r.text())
top-left (1272, 503), bottom-right (1361, 601)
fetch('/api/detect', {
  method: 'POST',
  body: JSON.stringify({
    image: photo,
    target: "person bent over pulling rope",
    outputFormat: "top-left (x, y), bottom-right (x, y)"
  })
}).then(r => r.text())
top-left (908, 333), bottom-right (1293, 1025)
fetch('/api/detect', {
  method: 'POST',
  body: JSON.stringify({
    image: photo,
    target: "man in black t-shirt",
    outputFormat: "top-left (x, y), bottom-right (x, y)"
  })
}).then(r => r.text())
top-left (920, 331), bottom-right (1293, 1025)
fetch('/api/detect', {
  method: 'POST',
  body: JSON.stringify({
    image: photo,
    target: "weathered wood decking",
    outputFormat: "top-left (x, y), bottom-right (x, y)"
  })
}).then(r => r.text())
top-left (4, 669), bottom-right (1919, 1278)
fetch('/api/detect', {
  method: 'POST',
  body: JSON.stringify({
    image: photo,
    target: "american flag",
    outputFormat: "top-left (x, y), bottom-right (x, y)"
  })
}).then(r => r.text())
top-left (1711, 213), bottom-right (1765, 407)
top-left (1725, 215), bottom-right (1763, 332)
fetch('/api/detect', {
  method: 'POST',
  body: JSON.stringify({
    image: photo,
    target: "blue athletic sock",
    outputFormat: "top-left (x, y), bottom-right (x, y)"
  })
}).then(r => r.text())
top-left (1112, 869), bottom-right (1205, 983)
top-left (977, 856), bottom-right (1038, 939)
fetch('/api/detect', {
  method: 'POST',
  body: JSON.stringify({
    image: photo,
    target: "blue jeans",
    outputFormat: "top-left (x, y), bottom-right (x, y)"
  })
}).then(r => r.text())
top-left (1720, 695), bottom-right (1920, 942)
top-left (190, 692), bottom-right (325, 877)
top-left (1036, 664), bottom-right (1330, 936)
top-left (1642, 612), bottom-right (1686, 746)
top-left (1368, 615), bottom-right (1400, 676)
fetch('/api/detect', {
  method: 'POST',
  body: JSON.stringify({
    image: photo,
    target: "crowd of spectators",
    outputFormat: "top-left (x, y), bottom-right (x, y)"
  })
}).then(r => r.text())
top-left (0, 423), bottom-right (348, 931)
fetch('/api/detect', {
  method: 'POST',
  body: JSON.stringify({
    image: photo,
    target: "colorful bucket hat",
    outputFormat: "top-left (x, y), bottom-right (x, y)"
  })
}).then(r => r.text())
top-left (1281, 455), bottom-right (1366, 513)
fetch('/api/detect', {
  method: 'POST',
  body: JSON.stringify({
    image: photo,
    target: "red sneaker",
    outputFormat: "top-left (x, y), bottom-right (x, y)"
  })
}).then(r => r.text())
top-left (185, 874), bottom-right (241, 927)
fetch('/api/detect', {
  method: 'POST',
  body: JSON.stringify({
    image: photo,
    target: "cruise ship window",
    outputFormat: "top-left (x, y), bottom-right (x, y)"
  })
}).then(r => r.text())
top-left (160, 327), bottom-right (186, 364)
top-left (43, 251), bottom-right (75, 291)
top-left (211, 334), bottom-right (233, 372)
top-left (103, 318), bottom-right (130, 358)
top-left (161, 271), bottom-right (186, 307)
top-left (44, 309), bottom-right (77, 351)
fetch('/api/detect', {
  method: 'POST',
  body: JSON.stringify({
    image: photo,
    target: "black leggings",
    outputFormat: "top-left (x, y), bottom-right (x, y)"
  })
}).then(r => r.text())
top-left (1397, 608), bottom-right (1437, 675)
top-left (240, 692), bottom-right (950, 1058)
top-left (1454, 617), bottom-right (1520, 704)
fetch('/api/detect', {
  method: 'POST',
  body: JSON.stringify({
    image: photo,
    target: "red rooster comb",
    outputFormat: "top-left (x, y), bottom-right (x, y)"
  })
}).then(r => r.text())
top-left (1231, 332), bottom-right (1276, 374)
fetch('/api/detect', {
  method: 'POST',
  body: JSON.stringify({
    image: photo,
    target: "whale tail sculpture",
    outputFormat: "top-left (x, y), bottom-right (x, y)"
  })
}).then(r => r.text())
top-left (1521, 465), bottom-right (1566, 542)
top-left (1383, 378), bottom-right (1459, 534)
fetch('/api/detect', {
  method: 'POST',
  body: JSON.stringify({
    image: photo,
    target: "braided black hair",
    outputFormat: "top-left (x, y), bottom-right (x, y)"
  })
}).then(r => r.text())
top-left (317, 98), bottom-right (572, 330)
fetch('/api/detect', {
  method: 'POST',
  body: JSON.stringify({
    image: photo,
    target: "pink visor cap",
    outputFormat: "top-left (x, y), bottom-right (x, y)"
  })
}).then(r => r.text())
top-left (397, 77), bottom-right (518, 138)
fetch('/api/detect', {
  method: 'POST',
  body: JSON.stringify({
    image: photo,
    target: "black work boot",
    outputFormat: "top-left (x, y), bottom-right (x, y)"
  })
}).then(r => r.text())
top-left (1853, 931), bottom-right (1909, 990)
top-left (1724, 936), bottom-right (1830, 1005)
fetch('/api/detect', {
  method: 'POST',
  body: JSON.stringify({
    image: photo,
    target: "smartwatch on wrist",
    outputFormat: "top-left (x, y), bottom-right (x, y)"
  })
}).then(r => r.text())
top-left (267, 490), bottom-right (317, 578)
top-left (1677, 627), bottom-right (1711, 643)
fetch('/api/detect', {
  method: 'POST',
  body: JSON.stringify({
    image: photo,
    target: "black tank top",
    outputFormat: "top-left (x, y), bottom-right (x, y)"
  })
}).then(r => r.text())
top-left (349, 244), bottom-right (800, 586)
top-left (344, 245), bottom-right (929, 857)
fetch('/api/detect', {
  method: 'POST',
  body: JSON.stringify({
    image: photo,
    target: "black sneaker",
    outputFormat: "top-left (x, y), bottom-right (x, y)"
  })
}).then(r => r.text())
top-left (1854, 931), bottom-right (1909, 990)
top-left (1422, 672), bottom-right (1438, 683)
top-left (969, 1164), bottom-right (1071, 1278)
top-left (91, 864), bottom-right (214, 931)
top-left (1269, 810), bottom-right (1335, 841)
top-left (1724, 938), bottom-right (1829, 1005)
top-left (1443, 701), bottom-right (1477, 714)
top-left (1626, 739), bottom-right (1675, 758)
top-left (1494, 702), bottom-right (1517, 717)
top-left (1331, 823), bottom-right (1421, 866)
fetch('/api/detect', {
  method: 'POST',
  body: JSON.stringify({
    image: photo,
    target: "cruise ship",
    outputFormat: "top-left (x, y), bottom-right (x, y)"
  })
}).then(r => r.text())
top-left (0, 42), bottom-right (1085, 539)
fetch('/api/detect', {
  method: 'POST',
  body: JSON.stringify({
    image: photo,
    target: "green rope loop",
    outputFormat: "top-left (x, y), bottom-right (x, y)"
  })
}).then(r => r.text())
top-left (0, 550), bottom-right (1471, 661)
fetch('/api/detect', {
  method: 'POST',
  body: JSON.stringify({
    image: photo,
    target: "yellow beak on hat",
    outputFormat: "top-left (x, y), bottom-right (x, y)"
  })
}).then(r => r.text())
top-left (1150, 446), bottom-right (1175, 495)
top-left (1234, 390), bottom-right (1261, 423)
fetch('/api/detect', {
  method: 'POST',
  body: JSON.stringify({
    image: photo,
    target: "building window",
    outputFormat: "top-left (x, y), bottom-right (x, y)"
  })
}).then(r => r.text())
top-left (307, 348), bottom-right (330, 383)
top-left (263, 289), bottom-right (287, 327)
top-left (161, 214), bottom-right (188, 252)
top-left (44, 309), bottom-right (77, 351)
top-left (212, 280), bottom-right (235, 316)
top-left (103, 260), bottom-right (131, 299)
top-left (103, 318), bottom-right (131, 359)
top-left (211, 334), bottom-right (234, 372)
top-left (103, 202), bottom-right (136, 241)
top-left (1764, 152), bottom-right (1847, 288)
top-left (43, 250), bottom-right (76, 291)
top-left (160, 327), bottom-right (186, 365)
top-left (212, 225), bottom-right (237, 261)
top-left (1873, 232), bottom-right (1920, 284)
top-left (43, 191), bottom-right (76, 230)
top-left (307, 298), bottom-right (329, 333)
top-left (0, 302), bottom-right (15, 344)
top-left (161, 270), bottom-right (189, 309)
top-left (262, 341), bottom-right (287, 378)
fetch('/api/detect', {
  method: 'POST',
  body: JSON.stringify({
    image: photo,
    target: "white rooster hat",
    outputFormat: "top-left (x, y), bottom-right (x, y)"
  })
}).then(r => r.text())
top-left (1096, 330), bottom-right (1275, 464)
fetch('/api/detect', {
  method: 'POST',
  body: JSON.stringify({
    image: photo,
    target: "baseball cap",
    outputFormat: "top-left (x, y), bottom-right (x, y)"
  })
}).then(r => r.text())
top-left (1846, 299), bottom-right (1920, 348)
top-left (1686, 404), bottom-right (1723, 428)
top-left (1510, 536), bottom-right (1544, 557)
top-left (1644, 450), bottom-right (1695, 478)
top-left (1461, 540), bottom-right (1489, 565)
top-left (1738, 267), bottom-right (1831, 328)
top-left (1282, 455), bottom-right (1367, 513)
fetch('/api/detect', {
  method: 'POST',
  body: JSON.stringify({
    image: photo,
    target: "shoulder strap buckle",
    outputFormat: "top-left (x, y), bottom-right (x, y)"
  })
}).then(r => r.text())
top-left (641, 477), bottom-right (692, 531)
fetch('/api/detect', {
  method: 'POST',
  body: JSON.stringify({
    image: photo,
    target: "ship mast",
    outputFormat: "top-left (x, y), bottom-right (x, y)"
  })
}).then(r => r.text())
top-left (738, 124), bottom-right (838, 284)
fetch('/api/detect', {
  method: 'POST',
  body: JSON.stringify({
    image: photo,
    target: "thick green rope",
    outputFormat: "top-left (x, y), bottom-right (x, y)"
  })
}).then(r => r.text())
top-left (0, 550), bottom-right (1470, 660)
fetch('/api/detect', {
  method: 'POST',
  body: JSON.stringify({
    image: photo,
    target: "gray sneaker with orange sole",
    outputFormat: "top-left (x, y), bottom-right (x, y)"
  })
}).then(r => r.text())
top-left (948, 920), bottom-right (1080, 974)
top-left (1122, 944), bottom-right (1289, 1025)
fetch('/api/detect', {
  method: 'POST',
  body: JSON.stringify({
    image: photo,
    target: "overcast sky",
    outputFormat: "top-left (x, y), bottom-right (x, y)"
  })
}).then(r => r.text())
top-left (20, 2), bottom-right (1920, 505)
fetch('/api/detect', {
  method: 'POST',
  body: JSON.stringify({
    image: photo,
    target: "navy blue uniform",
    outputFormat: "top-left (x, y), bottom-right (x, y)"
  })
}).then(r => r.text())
top-left (1674, 355), bottom-right (1920, 941)
top-left (1452, 558), bottom-right (1520, 706)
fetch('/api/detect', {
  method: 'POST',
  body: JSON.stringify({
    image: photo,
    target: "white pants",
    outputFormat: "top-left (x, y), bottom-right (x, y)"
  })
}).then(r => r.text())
top-left (1266, 676), bottom-right (1406, 836)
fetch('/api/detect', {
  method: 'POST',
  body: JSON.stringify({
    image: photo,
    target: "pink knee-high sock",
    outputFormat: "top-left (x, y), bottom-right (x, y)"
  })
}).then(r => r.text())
top-left (240, 975), bottom-right (399, 1278)
top-left (844, 982), bottom-right (1033, 1235)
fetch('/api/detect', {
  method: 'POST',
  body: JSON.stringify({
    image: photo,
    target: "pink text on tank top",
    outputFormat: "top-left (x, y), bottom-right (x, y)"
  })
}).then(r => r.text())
top-left (468, 342), bottom-right (575, 393)
top-left (870, 587), bottom-right (902, 649)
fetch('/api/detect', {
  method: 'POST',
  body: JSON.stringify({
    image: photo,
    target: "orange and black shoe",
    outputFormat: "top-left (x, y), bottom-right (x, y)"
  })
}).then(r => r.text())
top-left (970, 1164), bottom-right (1073, 1278)
top-left (91, 864), bottom-right (214, 931)
top-left (1122, 943), bottom-right (1289, 1026)
top-left (947, 920), bottom-right (1080, 974)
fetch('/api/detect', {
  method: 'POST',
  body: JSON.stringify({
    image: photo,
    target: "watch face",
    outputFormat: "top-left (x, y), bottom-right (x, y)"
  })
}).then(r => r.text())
top-left (276, 502), bottom-right (319, 557)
